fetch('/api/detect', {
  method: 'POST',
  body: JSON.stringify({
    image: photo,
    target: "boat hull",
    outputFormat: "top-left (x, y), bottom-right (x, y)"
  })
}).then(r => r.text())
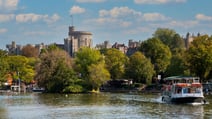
top-left (171, 97), bottom-right (204, 104)
top-left (162, 96), bottom-right (204, 104)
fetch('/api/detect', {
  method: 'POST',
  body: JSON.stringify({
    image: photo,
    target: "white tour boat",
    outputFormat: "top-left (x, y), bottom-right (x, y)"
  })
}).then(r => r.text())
top-left (161, 76), bottom-right (205, 104)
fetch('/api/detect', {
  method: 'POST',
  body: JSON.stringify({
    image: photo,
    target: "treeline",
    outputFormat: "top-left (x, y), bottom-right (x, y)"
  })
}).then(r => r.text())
top-left (0, 28), bottom-right (212, 93)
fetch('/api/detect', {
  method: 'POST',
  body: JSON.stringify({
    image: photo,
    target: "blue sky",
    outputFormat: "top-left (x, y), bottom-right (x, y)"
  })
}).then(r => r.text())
top-left (0, 0), bottom-right (212, 49)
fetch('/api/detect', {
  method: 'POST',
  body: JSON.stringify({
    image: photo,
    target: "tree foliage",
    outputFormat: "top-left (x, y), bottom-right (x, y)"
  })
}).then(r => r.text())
top-left (185, 35), bottom-right (212, 81)
top-left (7, 55), bottom-right (35, 83)
top-left (104, 48), bottom-right (129, 79)
top-left (35, 48), bottom-right (79, 93)
top-left (22, 44), bottom-right (39, 57)
top-left (75, 47), bottom-right (103, 79)
top-left (0, 50), bottom-right (8, 82)
top-left (88, 63), bottom-right (110, 92)
top-left (126, 52), bottom-right (154, 84)
top-left (153, 28), bottom-right (185, 54)
top-left (140, 38), bottom-right (172, 74)
top-left (165, 52), bottom-right (188, 77)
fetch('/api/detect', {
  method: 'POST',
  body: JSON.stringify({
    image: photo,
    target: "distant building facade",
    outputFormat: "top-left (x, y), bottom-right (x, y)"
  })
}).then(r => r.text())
top-left (126, 39), bottom-right (141, 56)
top-left (184, 32), bottom-right (200, 49)
top-left (95, 40), bottom-right (112, 49)
top-left (6, 41), bottom-right (22, 55)
top-left (6, 41), bottom-right (46, 55)
top-left (64, 26), bottom-right (92, 57)
top-left (112, 42), bottom-right (128, 54)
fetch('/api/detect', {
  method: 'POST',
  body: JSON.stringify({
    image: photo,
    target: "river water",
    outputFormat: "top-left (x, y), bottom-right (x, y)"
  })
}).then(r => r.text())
top-left (0, 92), bottom-right (211, 119)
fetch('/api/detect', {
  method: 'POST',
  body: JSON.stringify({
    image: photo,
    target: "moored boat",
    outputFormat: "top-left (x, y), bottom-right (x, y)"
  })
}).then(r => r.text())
top-left (161, 76), bottom-right (205, 104)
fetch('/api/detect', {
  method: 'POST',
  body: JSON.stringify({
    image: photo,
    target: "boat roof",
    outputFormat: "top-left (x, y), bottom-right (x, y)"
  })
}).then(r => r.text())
top-left (163, 76), bottom-right (199, 81)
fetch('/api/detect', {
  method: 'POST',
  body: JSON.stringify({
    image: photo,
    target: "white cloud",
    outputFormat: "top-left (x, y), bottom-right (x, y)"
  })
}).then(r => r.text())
top-left (16, 13), bottom-right (43, 23)
top-left (76, 0), bottom-right (105, 3)
top-left (0, 14), bottom-right (14, 22)
top-left (134, 0), bottom-right (186, 4)
top-left (0, 0), bottom-right (18, 10)
top-left (120, 21), bottom-right (132, 27)
top-left (196, 14), bottom-right (212, 21)
top-left (0, 28), bottom-right (7, 34)
top-left (167, 20), bottom-right (199, 28)
top-left (44, 14), bottom-right (60, 24)
top-left (70, 6), bottom-right (85, 15)
top-left (87, 6), bottom-right (170, 29)
top-left (142, 13), bottom-right (169, 21)
top-left (16, 13), bottom-right (60, 23)
top-left (124, 27), bottom-right (152, 35)
top-left (99, 7), bottom-right (142, 18)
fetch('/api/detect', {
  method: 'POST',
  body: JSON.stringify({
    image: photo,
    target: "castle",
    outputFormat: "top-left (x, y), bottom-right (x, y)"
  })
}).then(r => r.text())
top-left (63, 26), bottom-right (92, 57)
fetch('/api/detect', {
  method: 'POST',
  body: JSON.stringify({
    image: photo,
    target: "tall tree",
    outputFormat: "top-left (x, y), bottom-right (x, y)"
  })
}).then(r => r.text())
top-left (7, 55), bottom-right (35, 83)
top-left (35, 48), bottom-right (79, 93)
top-left (126, 52), bottom-right (154, 84)
top-left (185, 35), bottom-right (212, 81)
top-left (104, 48), bottom-right (129, 80)
top-left (75, 47), bottom-right (104, 91)
top-left (22, 44), bottom-right (39, 57)
top-left (88, 63), bottom-right (110, 92)
top-left (140, 38), bottom-right (172, 75)
top-left (0, 49), bottom-right (8, 83)
top-left (75, 47), bottom-right (103, 79)
top-left (165, 52), bottom-right (188, 77)
top-left (153, 28), bottom-right (185, 54)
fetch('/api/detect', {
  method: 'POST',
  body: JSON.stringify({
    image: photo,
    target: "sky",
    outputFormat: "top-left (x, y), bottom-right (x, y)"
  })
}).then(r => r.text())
top-left (1, 0), bottom-right (212, 49)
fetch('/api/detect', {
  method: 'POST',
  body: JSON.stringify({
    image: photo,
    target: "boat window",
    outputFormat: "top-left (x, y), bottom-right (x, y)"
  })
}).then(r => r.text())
top-left (182, 88), bottom-right (191, 94)
top-left (195, 88), bottom-right (201, 93)
top-left (176, 88), bottom-right (181, 94)
top-left (193, 79), bottom-right (199, 83)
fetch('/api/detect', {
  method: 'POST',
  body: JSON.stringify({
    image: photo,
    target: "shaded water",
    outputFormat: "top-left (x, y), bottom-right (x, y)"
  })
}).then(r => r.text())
top-left (0, 92), bottom-right (211, 119)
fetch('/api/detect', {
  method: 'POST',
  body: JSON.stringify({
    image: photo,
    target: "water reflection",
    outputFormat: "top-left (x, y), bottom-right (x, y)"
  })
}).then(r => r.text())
top-left (0, 93), bottom-right (211, 119)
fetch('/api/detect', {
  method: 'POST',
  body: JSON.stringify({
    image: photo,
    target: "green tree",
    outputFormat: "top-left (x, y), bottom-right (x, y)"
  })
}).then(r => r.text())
top-left (185, 35), bottom-right (212, 81)
top-left (126, 52), bottom-right (154, 84)
top-left (88, 63), bottom-right (110, 92)
top-left (165, 52), bottom-right (188, 76)
top-left (36, 48), bottom-right (80, 93)
top-left (7, 55), bottom-right (35, 83)
top-left (75, 47), bottom-right (103, 79)
top-left (140, 38), bottom-right (172, 75)
top-left (153, 28), bottom-right (185, 53)
top-left (0, 49), bottom-right (9, 83)
top-left (104, 48), bottom-right (129, 79)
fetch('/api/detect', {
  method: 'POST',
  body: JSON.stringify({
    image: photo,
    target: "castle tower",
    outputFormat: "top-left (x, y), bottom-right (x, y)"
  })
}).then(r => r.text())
top-left (64, 26), bottom-right (92, 57)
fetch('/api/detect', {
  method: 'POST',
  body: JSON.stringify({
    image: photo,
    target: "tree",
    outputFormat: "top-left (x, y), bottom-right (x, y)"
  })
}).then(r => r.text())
top-left (0, 49), bottom-right (9, 83)
top-left (88, 63), bottom-right (110, 92)
top-left (22, 44), bottom-right (39, 57)
top-left (153, 28), bottom-right (185, 54)
top-left (140, 38), bottom-right (172, 75)
top-left (185, 35), bottom-right (212, 81)
top-left (35, 48), bottom-right (80, 93)
top-left (7, 55), bottom-right (35, 83)
top-left (126, 52), bottom-right (154, 84)
top-left (104, 48), bottom-right (129, 79)
top-left (75, 47), bottom-right (103, 79)
top-left (165, 52), bottom-right (188, 77)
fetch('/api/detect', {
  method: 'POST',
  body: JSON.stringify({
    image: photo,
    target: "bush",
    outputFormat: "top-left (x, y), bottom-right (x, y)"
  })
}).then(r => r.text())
top-left (63, 85), bottom-right (84, 93)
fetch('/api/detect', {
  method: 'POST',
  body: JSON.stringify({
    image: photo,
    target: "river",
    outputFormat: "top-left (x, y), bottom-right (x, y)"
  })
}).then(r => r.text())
top-left (0, 92), bottom-right (211, 119)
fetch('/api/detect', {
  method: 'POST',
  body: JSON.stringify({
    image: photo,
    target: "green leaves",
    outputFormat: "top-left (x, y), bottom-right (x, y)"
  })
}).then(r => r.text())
top-left (75, 47), bottom-right (103, 79)
top-left (35, 48), bottom-right (77, 93)
top-left (126, 52), bottom-right (154, 84)
top-left (140, 38), bottom-right (171, 74)
top-left (104, 48), bottom-right (129, 79)
top-left (88, 63), bottom-right (110, 91)
top-left (186, 35), bottom-right (212, 80)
